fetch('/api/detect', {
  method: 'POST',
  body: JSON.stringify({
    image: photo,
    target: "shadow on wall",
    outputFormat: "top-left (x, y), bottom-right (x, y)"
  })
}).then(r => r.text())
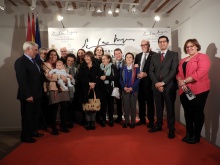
top-left (205, 43), bottom-right (220, 145)
top-left (0, 14), bottom-right (26, 130)
top-left (171, 30), bottom-right (182, 122)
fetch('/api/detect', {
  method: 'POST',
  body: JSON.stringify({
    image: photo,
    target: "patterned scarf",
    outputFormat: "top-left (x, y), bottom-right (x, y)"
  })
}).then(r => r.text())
top-left (121, 64), bottom-right (136, 87)
top-left (100, 63), bottom-right (112, 84)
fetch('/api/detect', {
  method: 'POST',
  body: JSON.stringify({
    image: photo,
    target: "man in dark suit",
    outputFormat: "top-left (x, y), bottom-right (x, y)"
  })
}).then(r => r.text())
top-left (15, 41), bottom-right (44, 143)
top-left (135, 40), bottom-right (155, 128)
top-left (60, 47), bottom-right (68, 64)
top-left (149, 36), bottom-right (179, 139)
top-left (113, 48), bottom-right (126, 123)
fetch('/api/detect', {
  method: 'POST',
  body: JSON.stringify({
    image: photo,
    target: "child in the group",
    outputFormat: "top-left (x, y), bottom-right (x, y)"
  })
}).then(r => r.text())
top-left (49, 60), bottom-right (73, 91)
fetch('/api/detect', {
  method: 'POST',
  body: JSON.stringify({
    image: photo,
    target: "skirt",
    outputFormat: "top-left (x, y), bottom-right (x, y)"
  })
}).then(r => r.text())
top-left (48, 90), bottom-right (70, 105)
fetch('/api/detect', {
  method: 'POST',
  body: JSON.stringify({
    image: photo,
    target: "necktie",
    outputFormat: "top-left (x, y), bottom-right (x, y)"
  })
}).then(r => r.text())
top-left (160, 53), bottom-right (164, 62)
top-left (117, 61), bottom-right (121, 69)
top-left (140, 53), bottom-right (147, 72)
top-left (32, 58), bottom-right (40, 72)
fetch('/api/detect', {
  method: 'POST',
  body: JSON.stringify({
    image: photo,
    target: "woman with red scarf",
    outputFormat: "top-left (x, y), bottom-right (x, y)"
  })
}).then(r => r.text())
top-left (120, 52), bottom-right (140, 128)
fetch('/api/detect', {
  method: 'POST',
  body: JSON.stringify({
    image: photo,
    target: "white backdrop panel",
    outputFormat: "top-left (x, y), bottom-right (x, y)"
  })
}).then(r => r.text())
top-left (48, 28), bottom-right (171, 57)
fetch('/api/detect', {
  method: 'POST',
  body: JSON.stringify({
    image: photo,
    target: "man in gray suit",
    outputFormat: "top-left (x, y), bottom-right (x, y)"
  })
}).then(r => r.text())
top-left (149, 36), bottom-right (179, 139)
top-left (113, 48), bottom-right (126, 123)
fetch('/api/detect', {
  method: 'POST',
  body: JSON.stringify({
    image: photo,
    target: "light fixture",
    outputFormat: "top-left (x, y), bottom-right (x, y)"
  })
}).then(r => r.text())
top-left (30, 0), bottom-right (36, 11)
top-left (66, 1), bottom-right (73, 11)
top-left (154, 15), bottom-right (160, 21)
top-left (130, 5), bottom-right (136, 12)
top-left (108, 9), bottom-right (113, 15)
top-left (96, 3), bottom-right (104, 13)
top-left (57, 15), bottom-right (65, 28)
top-left (152, 15), bottom-right (160, 28)
top-left (115, 7), bottom-right (120, 13)
top-left (90, 6), bottom-right (95, 11)
top-left (0, 0), bottom-right (5, 10)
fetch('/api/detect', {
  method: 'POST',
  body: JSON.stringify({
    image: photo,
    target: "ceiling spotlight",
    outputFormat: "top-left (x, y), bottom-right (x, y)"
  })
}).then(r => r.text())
top-left (129, 5), bottom-right (136, 12)
top-left (57, 15), bottom-right (63, 21)
top-left (96, 3), bottom-right (104, 13)
top-left (108, 9), bottom-right (113, 15)
top-left (154, 16), bottom-right (160, 22)
top-left (115, 8), bottom-right (120, 13)
top-left (30, 0), bottom-right (36, 11)
top-left (0, 0), bottom-right (5, 10)
top-left (90, 6), bottom-right (95, 12)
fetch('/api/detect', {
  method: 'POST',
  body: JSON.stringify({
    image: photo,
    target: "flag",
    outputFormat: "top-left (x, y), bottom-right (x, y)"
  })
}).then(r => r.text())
top-left (26, 13), bottom-right (31, 41)
top-left (31, 13), bottom-right (35, 42)
top-left (35, 14), bottom-right (41, 60)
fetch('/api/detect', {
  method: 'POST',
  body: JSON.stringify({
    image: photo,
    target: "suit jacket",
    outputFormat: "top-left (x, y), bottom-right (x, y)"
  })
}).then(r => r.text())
top-left (15, 55), bottom-right (43, 100)
top-left (135, 51), bottom-right (156, 88)
top-left (149, 50), bottom-right (179, 91)
top-left (113, 59), bottom-right (126, 88)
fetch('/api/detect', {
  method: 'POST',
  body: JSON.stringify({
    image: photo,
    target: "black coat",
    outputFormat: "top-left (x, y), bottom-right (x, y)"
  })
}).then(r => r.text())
top-left (14, 55), bottom-right (43, 100)
top-left (78, 62), bottom-right (103, 104)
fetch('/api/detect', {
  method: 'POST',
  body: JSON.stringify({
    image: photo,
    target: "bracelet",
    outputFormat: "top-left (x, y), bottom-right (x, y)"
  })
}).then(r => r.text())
top-left (183, 80), bottom-right (187, 84)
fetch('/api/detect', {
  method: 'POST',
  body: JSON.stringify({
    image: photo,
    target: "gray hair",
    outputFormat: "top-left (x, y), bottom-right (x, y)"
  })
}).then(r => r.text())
top-left (23, 41), bottom-right (38, 51)
top-left (39, 47), bottom-right (48, 54)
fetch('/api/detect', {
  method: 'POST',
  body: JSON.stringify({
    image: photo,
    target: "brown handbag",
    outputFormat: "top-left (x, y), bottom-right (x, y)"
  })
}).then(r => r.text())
top-left (82, 89), bottom-right (101, 111)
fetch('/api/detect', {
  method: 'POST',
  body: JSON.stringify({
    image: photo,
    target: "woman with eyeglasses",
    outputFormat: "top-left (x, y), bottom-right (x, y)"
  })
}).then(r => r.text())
top-left (176, 39), bottom-right (211, 144)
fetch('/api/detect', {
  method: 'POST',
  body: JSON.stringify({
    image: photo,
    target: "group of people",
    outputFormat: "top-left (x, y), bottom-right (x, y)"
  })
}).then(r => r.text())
top-left (15, 35), bottom-right (211, 145)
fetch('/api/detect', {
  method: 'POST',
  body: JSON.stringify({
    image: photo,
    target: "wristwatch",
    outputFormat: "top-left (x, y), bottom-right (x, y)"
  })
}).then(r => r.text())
top-left (183, 80), bottom-right (187, 84)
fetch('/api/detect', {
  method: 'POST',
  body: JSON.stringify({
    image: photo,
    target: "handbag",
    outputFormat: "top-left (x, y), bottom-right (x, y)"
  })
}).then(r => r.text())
top-left (111, 81), bottom-right (120, 99)
top-left (82, 89), bottom-right (101, 111)
top-left (111, 68), bottom-right (120, 99)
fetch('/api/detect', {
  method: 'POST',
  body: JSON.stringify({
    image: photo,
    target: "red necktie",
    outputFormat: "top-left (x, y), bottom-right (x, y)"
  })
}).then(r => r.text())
top-left (160, 53), bottom-right (164, 62)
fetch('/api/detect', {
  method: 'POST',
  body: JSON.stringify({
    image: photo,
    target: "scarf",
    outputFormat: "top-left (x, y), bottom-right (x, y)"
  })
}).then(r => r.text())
top-left (100, 63), bottom-right (112, 84)
top-left (121, 64), bottom-right (136, 88)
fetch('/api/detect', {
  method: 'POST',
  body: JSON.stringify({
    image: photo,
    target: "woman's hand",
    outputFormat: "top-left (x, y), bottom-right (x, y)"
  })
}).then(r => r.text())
top-left (60, 75), bottom-right (67, 83)
top-left (89, 82), bottom-right (96, 89)
top-left (178, 79), bottom-right (185, 87)
top-left (181, 84), bottom-right (188, 92)
top-left (100, 76), bottom-right (106, 80)
top-left (69, 75), bottom-right (73, 79)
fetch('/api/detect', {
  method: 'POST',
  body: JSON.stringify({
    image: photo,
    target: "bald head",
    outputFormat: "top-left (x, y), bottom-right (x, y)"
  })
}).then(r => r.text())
top-left (140, 40), bottom-right (150, 53)
top-left (60, 47), bottom-right (68, 58)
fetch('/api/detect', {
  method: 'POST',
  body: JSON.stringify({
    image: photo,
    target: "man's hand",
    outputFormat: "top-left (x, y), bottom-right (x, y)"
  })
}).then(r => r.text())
top-left (137, 72), bottom-right (147, 79)
top-left (26, 96), bottom-right (33, 102)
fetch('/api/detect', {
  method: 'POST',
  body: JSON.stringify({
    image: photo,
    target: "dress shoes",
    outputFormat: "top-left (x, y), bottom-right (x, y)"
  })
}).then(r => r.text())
top-left (130, 124), bottom-right (135, 129)
top-left (168, 130), bottom-right (175, 139)
top-left (21, 137), bottom-right (37, 143)
top-left (114, 118), bottom-right (122, 123)
top-left (186, 136), bottom-right (200, 144)
top-left (51, 129), bottom-right (59, 135)
top-left (67, 122), bottom-right (74, 128)
top-left (31, 132), bottom-right (44, 137)
top-left (122, 123), bottom-right (129, 128)
top-left (136, 120), bottom-right (146, 126)
top-left (182, 134), bottom-right (191, 142)
top-left (109, 121), bottom-right (114, 127)
top-left (60, 128), bottom-right (69, 133)
top-left (148, 126), bottom-right (162, 133)
top-left (147, 122), bottom-right (155, 129)
top-left (90, 121), bottom-right (96, 130)
top-left (100, 120), bottom-right (106, 127)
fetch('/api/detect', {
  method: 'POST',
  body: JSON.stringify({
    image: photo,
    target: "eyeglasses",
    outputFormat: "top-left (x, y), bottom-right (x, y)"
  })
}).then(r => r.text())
top-left (158, 41), bottom-right (167, 44)
top-left (140, 44), bottom-right (149, 47)
top-left (61, 51), bottom-right (67, 52)
top-left (186, 45), bottom-right (195, 49)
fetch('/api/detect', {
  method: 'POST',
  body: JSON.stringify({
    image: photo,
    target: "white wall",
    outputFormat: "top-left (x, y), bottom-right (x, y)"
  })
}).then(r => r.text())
top-left (169, 0), bottom-right (220, 147)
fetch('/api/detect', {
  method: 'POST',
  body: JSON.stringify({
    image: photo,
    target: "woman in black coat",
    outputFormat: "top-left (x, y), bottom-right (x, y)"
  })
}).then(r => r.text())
top-left (100, 54), bottom-right (119, 127)
top-left (78, 51), bottom-right (103, 130)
